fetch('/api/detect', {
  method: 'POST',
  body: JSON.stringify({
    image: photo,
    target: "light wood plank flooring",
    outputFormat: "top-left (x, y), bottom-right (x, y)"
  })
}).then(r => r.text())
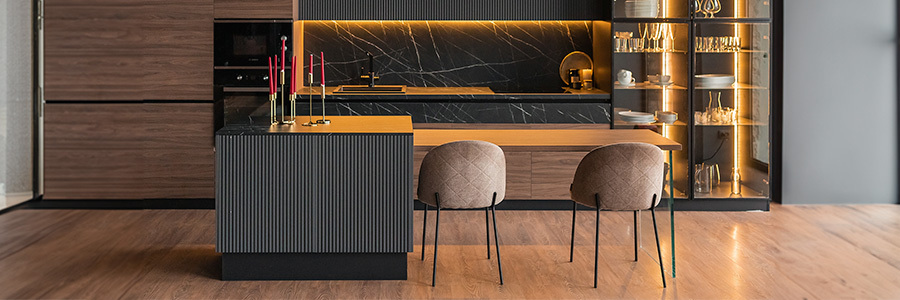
top-left (0, 204), bottom-right (898, 299)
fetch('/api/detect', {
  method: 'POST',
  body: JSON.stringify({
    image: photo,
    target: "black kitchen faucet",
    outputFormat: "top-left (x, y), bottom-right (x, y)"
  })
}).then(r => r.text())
top-left (360, 51), bottom-right (379, 87)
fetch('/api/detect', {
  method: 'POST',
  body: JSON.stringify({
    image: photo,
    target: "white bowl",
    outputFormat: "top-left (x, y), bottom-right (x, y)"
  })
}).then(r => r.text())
top-left (695, 74), bottom-right (736, 88)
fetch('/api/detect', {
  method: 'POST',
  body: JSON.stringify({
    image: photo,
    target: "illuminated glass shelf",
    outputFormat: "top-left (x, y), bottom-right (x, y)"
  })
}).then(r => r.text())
top-left (695, 49), bottom-right (768, 54)
top-left (694, 117), bottom-right (768, 126)
top-left (694, 83), bottom-right (767, 90)
top-left (694, 183), bottom-right (768, 199)
top-left (615, 50), bottom-right (689, 54)
top-left (614, 120), bottom-right (688, 127)
top-left (615, 83), bottom-right (688, 90)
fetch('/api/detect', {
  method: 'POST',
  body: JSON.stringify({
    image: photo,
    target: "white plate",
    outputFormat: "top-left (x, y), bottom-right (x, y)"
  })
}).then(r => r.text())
top-left (653, 81), bottom-right (674, 86)
top-left (615, 81), bottom-right (636, 87)
top-left (619, 111), bottom-right (653, 117)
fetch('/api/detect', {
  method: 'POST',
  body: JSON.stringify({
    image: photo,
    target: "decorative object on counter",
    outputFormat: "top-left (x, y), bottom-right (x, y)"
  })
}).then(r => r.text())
top-left (269, 57), bottom-right (277, 124)
top-left (700, 0), bottom-right (721, 18)
top-left (568, 69), bottom-right (582, 89)
top-left (694, 163), bottom-right (721, 193)
top-left (655, 111), bottom-right (677, 124)
top-left (694, 74), bottom-right (735, 88)
top-left (303, 54), bottom-right (318, 127)
top-left (616, 69), bottom-right (635, 86)
top-left (696, 36), bottom-right (741, 52)
top-left (618, 111), bottom-right (655, 123)
top-left (280, 36), bottom-right (291, 124)
top-left (695, 91), bottom-right (736, 125)
top-left (624, 0), bottom-right (659, 18)
top-left (579, 69), bottom-right (593, 90)
top-left (317, 52), bottom-right (330, 124)
top-left (731, 166), bottom-right (742, 195)
top-left (559, 51), bottom-right (593, 86)
top-left (289, 56), bottom-right (297, 124)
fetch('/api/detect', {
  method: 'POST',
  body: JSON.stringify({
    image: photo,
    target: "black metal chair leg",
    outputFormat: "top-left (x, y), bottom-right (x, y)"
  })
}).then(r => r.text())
top-left (570, 201), bottom-right (576, 262)
top-left (634, 210), bottom-right (639, 262)
top-left (422, 204), bottom-right (428, 261)
top-left (486, 207), bottom-right (491, 259)
top-left (490, 192), bottom-right (503, 285)
top-left (594, 194), bottom-right (600, 288)
top-left (650, 198), bottom-right (667, 288)
top-left (432, 193), bottom-right (441, 287)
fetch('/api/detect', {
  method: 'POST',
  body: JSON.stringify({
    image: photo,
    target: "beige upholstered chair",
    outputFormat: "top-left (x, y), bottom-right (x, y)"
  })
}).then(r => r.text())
top-left (568, 142), bottom-right (667, 288)
top-left (418, 140), bottom-right (506, 286)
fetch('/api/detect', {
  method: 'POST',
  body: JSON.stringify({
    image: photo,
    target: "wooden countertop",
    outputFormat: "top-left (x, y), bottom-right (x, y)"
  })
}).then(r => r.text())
top-left (413, 129), bottom-right (682, 152)
top-left (264, 115), bottom-right (413, 134)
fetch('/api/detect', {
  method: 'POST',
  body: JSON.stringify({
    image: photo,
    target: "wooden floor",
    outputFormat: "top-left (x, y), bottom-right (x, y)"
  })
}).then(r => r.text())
top-left (0, 204), bottom-right (899, 299)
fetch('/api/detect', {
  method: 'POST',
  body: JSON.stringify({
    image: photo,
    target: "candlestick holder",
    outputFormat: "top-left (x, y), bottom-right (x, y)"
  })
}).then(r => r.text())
top-left (269, 93), bottom-right (279, 125)
top-left (316, 84), bottom-right (330, 124)
top-left (301, 75), bottom-right (318, 126)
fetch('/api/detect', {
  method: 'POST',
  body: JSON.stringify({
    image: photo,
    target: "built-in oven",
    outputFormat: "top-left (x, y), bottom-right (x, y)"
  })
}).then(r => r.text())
top-left (214, 20), bottom-right (293, 129)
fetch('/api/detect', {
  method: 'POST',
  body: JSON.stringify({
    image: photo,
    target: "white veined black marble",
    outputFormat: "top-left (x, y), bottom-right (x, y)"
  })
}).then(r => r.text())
top-left (304, 21), bottom-right (593, 93)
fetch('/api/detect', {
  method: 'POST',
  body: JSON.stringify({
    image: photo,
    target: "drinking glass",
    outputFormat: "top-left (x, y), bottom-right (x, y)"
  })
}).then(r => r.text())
top-left (708, 0), bottom-right (721, 18)
top-left (615, 38), bottom-right (629, 52)
top-left (630, 38), bottom-right (644, 52)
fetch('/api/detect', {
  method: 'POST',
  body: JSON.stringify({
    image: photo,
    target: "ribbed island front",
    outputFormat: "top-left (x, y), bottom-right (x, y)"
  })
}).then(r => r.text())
top-left (215, 116), bottom-right (413, 280)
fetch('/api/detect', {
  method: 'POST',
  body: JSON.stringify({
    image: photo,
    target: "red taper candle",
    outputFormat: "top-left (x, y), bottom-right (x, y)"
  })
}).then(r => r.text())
top-left (290, 56), bottom-right (296, 94)
top-left (320, 52), bottom-right (325, 86)
top-left (268, 56), bottom-right (274, 94)
top-left (281, 39), bottom-right (286, 71)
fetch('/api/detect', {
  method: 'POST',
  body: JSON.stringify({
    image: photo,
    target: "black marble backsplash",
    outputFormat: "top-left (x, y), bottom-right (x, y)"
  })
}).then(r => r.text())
top-left (303, 21), bottom-right (593, 93)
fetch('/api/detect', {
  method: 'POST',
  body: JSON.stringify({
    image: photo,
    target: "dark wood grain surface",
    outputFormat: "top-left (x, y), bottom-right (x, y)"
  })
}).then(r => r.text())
top-left (44, 103), bottom-right (214, 199)
top-left (214, 0), bottom-right (292, 19)
top-left (44, 0), bottom-right (213, 101)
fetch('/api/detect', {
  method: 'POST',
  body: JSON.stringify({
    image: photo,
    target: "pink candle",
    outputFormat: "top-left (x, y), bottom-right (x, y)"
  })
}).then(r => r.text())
top-left (320, 52), bottom-right (325, 86)
top-left (290, 56), bottom-right (296, 94)
top-left (268, 56), bottom-right (273, 94)
top-left (281, 39), bottom-right (286, 72)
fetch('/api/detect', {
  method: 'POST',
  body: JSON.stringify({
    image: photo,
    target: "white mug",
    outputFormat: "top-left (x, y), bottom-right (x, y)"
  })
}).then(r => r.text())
top-left (617, 69), bottom-right (634, 85)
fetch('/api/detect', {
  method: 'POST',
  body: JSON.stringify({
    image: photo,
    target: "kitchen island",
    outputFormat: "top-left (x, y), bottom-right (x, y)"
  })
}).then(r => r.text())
top-left (215, 116), bottom-right (413, 280)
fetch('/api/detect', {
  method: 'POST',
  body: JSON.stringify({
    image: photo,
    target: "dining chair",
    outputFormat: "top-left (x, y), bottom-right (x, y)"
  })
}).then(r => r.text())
top-left (418, 140), bottom-right (506, 286)
top-left (568, 142), bottom-right (667, 288)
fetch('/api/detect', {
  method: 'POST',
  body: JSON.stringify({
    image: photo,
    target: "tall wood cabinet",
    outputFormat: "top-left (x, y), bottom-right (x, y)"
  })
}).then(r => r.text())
top-left (43, 0), bottom-right (215, 200)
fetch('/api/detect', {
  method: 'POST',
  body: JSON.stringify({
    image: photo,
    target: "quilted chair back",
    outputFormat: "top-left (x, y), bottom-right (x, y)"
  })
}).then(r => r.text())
top-left (570, 143), bottom-right (665, 210)
top-left (417, 140), bottom-right (506, 209)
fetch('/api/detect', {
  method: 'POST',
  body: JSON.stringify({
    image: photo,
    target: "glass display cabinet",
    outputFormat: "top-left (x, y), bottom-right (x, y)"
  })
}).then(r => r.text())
top-left (611, 0), bottom-right (773, 210)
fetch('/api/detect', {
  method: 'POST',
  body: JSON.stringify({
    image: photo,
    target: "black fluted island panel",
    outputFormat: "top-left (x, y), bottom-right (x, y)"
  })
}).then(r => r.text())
top-left (216, 116), bottom-right (413, 280)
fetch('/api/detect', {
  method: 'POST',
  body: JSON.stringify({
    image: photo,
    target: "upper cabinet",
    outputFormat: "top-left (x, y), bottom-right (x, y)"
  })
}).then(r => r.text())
top-left (214, 0), bottom-right (292, 19)
top-left (44, 0), bottom-right (214, 101)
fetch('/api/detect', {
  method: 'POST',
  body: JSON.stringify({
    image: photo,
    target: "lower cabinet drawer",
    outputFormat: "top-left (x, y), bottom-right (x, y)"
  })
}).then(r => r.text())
top-left (43, 103), bottom-right (214, 200)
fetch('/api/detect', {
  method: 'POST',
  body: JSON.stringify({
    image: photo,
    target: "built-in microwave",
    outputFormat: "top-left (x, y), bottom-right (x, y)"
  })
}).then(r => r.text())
top-left (214, 20), bottom-right (293, 68)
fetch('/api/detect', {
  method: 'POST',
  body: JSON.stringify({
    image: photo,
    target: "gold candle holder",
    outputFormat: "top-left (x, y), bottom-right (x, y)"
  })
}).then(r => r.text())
top-left (269, 93), bottom-right (277, 125)
top-left (316, 83), bottom-right (330, 124)
top-left (302, 74), bottom-right (317, 127)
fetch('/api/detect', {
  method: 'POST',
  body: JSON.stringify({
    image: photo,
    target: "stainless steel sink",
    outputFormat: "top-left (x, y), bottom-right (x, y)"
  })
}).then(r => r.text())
top-left (334, 85), bottom-right (407, 94)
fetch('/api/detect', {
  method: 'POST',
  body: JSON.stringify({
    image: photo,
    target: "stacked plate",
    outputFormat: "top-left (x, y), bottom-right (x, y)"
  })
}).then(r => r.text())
top-left (695, 74), bottom-right (736, 88)
top-left (625, 0), bottom-right (659, 18)
top-left (618, 111), bottom-right (656, 123)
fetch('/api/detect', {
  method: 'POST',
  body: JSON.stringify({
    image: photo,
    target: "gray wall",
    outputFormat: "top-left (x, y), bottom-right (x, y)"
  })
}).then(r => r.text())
top-left (783, 0), bottom-right (897, 204)
top-left (0, 0), bottom-right (34, 209)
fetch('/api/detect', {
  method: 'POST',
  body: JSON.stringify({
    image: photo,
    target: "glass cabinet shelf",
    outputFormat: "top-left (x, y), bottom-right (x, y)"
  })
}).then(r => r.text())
top-left (694, 83), bottom-right (767, 90)
top-left (615, 50), bottom-right (689, 54)
top-left (694, 117), bottom-right (767, 126)
top-left (695, 50), bottom-right (767, 53)
top-left (615, 83), bottom-right (689, 90)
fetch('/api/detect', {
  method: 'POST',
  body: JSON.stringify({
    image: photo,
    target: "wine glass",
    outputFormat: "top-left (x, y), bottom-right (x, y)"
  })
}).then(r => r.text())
top-left (708, 0), bottom-right (721, 18)
top-left (693, 0), bottom-right (702, 17)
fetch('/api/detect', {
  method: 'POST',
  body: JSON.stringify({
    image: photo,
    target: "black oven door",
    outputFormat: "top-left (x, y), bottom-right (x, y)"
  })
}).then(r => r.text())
top-left (214, 20), bottom-right (293, 67)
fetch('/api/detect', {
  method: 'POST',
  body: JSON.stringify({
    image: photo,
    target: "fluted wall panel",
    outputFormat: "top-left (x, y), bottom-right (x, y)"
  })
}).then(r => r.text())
top-left (297, 0), bottom-right (604, 20)
top-left (216, 133), bottom-right (413, 253)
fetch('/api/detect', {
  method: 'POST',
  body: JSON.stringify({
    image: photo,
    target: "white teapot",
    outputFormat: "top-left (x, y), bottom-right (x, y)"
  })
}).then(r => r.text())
top-left (617, 69), bottom-right (634, 85)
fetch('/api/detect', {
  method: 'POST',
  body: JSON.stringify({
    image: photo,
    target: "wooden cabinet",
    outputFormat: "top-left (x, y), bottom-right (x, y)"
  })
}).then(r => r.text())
top-left (214, 0), bottom-right (292, 19)
top-left (44, 103), bottom-right (214, 199)
top-left (44, 0), bottom-right (213, 101)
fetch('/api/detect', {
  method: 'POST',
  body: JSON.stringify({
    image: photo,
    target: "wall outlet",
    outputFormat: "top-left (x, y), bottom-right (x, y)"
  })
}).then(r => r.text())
top-left (718, 130), bottom-right (731, 139)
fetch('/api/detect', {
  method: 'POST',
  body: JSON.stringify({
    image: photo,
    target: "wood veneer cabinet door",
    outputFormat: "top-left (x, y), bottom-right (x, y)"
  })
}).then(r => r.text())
top-left (214, 0), bottom-right (292, 19)
top-left (144, 0), bottom-right (213, 101)
top-left (44, 104), bottom-right (146, 199)
top-left (44, 103), bottom-right (215, 199)
top-left (142, 103), bottom-right (215, 199)
top-left (44, 0), bottom-right (214, 101)
top-left (44, 1), bottom-right (145, 101)
top-left (531, 152), bottom-right (586, 200)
